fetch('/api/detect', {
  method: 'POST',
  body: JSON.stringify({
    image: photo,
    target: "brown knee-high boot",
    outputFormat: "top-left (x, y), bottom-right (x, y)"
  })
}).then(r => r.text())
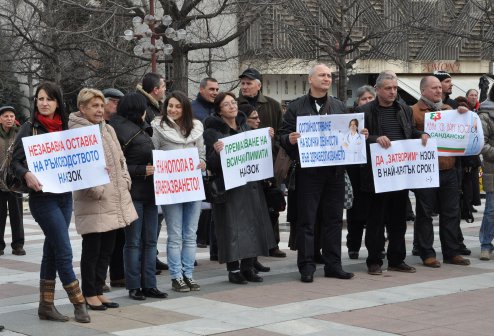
top-left (38, 279), bottom-right (69, 322)
top-left (63, 280), bottom-right (90, 323)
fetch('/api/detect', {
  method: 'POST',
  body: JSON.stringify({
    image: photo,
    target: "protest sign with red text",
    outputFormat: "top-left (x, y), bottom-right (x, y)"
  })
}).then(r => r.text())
top-left (22, 125), bottom-right (109, 193)
top-left (370, 139), bottom-right (439, 193)
top-left (153, 148), bottom-right (205, 205)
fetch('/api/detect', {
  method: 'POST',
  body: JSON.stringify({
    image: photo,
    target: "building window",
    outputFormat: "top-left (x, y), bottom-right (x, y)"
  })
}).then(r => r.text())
top-left (302, 81), bottom-right (307, 93)
top-left (285, 80), bottom-right (288, 94)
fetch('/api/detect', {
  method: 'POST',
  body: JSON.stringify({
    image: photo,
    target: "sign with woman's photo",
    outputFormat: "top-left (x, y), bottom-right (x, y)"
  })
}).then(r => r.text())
top-left (424, 110), bottom-right (483, 156)
top-left (296, 113), bottom-right (366, 168)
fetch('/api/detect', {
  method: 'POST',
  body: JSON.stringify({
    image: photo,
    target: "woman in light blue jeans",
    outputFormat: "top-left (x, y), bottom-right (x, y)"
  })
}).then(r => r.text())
top-left (152, 91), bottom-right (206, 292)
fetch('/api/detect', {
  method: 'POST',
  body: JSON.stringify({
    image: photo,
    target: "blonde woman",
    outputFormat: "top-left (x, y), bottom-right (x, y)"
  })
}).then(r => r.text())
top-left (69, 88), bottom-right (137, 309)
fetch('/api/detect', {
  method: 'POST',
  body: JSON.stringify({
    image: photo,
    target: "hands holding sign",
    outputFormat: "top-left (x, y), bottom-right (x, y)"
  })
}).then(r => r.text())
top-left (377, 133), bottom-right (429, 149)
top-left (24, 171), bottom-right (43, 192)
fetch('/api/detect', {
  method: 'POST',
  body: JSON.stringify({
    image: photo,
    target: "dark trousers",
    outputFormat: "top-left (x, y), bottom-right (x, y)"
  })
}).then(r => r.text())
top-left (209, 216), bottom-right (218, 258)
top-left (296, 166), bottom-right (344, 275)
top-left (345, 166), bottom-right (372, 252)
top-left (196, 209), bottom-right (210, 245)
top-left (109, 228), bottom-right (125, 281)
top-left (226, 257), bottom-right (254, 272)
top-left (81, 230), bottom-right (116, 297)
top-left (269, 211), bottom-right (281, 247)
top-left (365, 189), bottom-right (408, 267)
top-left (414, 169), bottom-right (461, 260)
top-left (0, 191), bottom-right (24, 251)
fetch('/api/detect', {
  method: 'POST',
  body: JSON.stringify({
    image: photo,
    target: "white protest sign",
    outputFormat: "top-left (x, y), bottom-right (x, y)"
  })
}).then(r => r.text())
top-left (220, 128), bottom-right (273, 190)
top-left (22, 125), bottom-right (109, 193)
top-left (153, 148), bottom-right (205, 205)
top-left (424, 110), bottom-right (483, 156)
top-left (296, 113), bottom-right (366, 168)
top-left (370, 139), bottom-right (439, 193)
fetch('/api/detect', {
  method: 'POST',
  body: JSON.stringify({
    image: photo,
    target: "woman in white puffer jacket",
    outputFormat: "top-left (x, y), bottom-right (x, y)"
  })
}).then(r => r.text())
top-left (151, 90), bottom-right (206, 292)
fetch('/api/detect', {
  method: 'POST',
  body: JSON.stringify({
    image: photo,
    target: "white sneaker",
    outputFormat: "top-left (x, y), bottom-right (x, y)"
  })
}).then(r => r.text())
top-left (479, 250), bottom-right (491, 261)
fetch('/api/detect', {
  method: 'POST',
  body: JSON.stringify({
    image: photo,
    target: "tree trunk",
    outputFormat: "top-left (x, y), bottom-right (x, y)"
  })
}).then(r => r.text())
top-left (337, 63), bottom-right (348, 103)
top-left (172, 47), bottom-right (188, 93)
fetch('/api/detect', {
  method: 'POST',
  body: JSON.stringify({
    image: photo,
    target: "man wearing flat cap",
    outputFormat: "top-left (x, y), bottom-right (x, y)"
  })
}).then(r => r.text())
top-left (102, 88), bottom-right (124, 122)
top-left (0, 105), bottom-right (24, 257)
top-left (237, 68), bottom-right (286, 259)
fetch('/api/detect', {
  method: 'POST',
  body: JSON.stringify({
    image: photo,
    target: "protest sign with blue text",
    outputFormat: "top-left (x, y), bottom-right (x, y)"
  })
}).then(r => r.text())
top-left (370, 139), bottom-right (439, 193)
top-left (296, 113), bottom-right (366, 168)
top-left (424, 110), bottom-right (483, 156)
top-left (220, 127), bottom-right (273, 190)
top-left (22, 125), bottom-right (109, 193)
top-left (153, 148), bottom-right (205, 205)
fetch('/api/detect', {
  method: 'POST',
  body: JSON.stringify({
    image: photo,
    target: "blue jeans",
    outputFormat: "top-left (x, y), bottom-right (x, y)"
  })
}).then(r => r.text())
top-left (124, 201), bottom-right (158, 289)
top-left (29, 193), bottom-right (76, 285)
top-left (163, 201), bottom-right (201, 279)
top-left (480, 192), bottom-right (494, 251)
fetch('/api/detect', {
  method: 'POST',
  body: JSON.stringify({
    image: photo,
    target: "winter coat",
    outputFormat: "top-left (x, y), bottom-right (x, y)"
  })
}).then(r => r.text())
top-left (151, 117), bottom-right (206, 163)
top-left (411, 99), bottom-right (456, 170)
top-left (68, 112), bottom-right (137, 235)
top-left (109, 114), bottom-right (156, 203)
top-left (191, 94), bottom-right (215, 123)
top-left (136, 84), bottom-right (161, 127)
top-left (279, 93), bottom-right (347, 162)
top-left (238, 92), bottom-right (283, 159)
top-left (0, 124), bottom-right (18, 163)
top-left (479, 100), bottom-right (494, 192)
top-left (11, 109), bottom-right (69, 196)
top-left (203, 113), bottom-right (275, 263)
top-left (355, 99), bottom-right (424, 192)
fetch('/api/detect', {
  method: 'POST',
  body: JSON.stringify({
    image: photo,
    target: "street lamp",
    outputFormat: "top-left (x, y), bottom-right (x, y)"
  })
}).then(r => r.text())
top-left (122, 0), bottom-right (187, 72)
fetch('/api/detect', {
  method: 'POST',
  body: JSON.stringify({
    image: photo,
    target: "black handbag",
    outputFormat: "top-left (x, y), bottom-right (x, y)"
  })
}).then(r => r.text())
top-left (203, 174), bottom-right (226, 204)
top-left (264, 184), bottom-right (286, 212)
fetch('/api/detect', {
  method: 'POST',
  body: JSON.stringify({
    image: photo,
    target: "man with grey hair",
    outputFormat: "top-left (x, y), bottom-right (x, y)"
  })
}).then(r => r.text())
top-left (280, 64), bottom-right (355, 282)
top-left (102, 88), bottom-right (124, 122)
top-left (411, 76), bottom-right (470, 268)
top-left (356, 71), bottom-right (428, 275)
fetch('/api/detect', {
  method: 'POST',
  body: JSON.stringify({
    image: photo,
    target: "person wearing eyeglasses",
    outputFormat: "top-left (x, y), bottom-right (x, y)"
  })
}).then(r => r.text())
top-left (203, 92), bottom-right (275, 284)
top-left (238, 68), bottom-right (286, 260)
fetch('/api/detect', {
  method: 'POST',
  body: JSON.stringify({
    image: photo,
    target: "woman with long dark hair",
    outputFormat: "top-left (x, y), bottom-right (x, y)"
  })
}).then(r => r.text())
top-left (152, 90), bottom-right (205, 292)
top-left (11, 82), bottom-right (90, 323)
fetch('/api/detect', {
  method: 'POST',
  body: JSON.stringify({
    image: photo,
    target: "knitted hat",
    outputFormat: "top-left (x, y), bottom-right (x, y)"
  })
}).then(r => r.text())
top-left (433, 70), bottom-right (452, 82)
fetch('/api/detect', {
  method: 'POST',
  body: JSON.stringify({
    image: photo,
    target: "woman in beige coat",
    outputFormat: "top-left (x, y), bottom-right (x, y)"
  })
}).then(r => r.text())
top-left (69, 88), bottom-right (137, 310)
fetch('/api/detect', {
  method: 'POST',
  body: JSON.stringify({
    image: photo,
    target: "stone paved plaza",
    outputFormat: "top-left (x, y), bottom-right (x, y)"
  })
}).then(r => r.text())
top-left (0, 197), bottom-right (492, 336)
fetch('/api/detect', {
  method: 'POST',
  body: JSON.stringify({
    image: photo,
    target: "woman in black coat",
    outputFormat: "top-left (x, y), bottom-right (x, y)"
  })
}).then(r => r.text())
top-left (109, 92), bottom-right (167, 300)
top-left (203, 92), bottom-right (275, 284)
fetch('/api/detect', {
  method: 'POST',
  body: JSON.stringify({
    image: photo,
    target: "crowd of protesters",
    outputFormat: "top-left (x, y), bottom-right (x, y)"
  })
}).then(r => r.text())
top-left (0, 65), bottom-right (490, 324)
